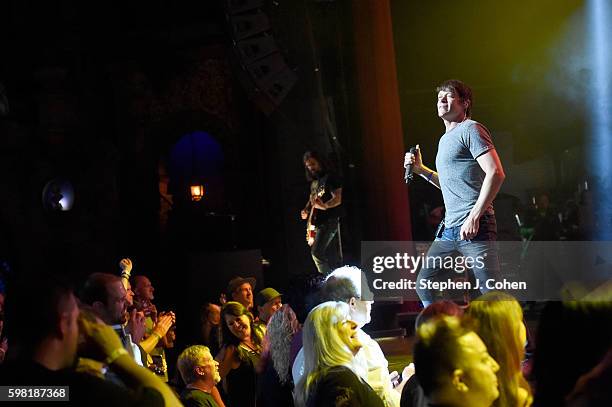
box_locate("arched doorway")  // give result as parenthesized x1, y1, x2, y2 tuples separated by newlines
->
(167, 130, 226, 210)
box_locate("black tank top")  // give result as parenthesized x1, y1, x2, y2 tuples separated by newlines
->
(226, 344, 260, 407)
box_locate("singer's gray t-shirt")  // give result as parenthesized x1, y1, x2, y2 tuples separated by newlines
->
(435, 119, 495, 227)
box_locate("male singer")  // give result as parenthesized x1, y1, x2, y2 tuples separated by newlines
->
(404, 79, 505, 306)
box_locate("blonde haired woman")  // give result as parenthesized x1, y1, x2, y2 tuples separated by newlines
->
(468, 292, 532, 407)
(294, 301, 383, 407)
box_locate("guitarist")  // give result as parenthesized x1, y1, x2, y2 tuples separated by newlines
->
(300, 151, 344, 275)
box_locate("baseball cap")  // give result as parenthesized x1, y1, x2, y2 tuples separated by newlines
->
(256, 287, 282, 307)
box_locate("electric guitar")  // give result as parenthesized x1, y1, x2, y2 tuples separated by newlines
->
(306, 183, 326, 246)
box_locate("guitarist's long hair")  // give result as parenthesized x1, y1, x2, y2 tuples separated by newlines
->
(303, 150, 335, 182)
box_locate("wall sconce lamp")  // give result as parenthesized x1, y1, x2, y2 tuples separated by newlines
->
(190, 184, 205, 201)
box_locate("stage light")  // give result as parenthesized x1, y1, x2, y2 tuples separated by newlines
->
(42, 178, 74, 212)
(588, 0, 612, 240)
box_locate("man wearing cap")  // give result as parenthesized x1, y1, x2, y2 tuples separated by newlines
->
(256, 288, 283, 325)
(226, 276, 256, 312)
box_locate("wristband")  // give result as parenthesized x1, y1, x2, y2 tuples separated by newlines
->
(105, 347, 129, 365)
(421, 171, 434, 182)
(151, 331, 163, 341)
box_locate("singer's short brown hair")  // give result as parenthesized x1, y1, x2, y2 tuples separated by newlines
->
(437, 79, 473, 118)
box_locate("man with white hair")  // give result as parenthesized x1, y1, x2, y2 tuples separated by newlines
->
(292, 266, 410, 407)
(177, 345, 224, 407)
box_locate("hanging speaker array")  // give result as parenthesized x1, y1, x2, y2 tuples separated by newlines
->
(226, 0, 297, 115)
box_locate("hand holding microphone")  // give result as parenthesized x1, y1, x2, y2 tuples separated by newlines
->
(404, 144, 423, 184)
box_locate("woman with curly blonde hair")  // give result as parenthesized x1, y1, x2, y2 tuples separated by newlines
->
(467, 292, 532, 407)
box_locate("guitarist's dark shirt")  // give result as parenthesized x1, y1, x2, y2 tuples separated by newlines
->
(311, 172, 344, 226)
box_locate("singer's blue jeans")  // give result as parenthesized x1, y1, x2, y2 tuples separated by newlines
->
(416, 213, 501, 306)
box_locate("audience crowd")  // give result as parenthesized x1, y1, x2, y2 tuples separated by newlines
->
(0, 259, 610, 407)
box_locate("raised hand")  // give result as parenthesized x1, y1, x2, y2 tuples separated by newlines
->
(127, 309, 146, 343)
(152, 314, 174, 338)
(119, 258, 133, 273)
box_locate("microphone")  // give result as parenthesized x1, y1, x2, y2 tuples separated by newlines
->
(405, 146, 417, 184)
